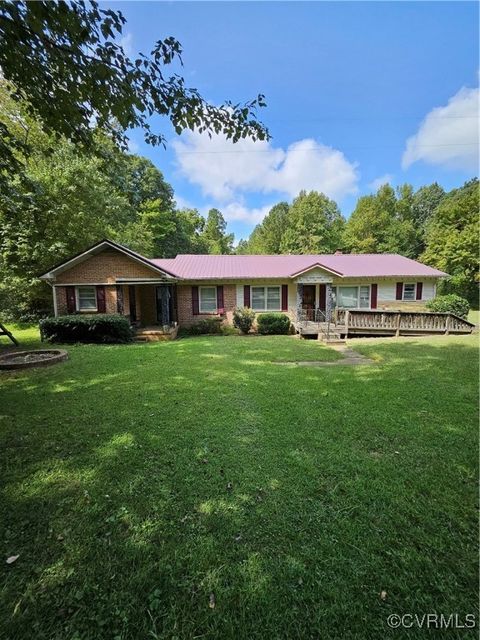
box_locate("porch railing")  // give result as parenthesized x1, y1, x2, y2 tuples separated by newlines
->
(336, 309, 474, 336)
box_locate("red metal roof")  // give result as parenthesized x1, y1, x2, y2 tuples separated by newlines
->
(151, 254, 446, 280)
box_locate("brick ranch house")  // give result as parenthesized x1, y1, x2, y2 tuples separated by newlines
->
(39, 239, 449, 335)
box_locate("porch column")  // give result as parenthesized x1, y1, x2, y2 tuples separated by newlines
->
(296, 283, 303, 319)
(325, 283, 332, 321)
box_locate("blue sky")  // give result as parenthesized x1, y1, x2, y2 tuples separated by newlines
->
(106, 1, 479, 241)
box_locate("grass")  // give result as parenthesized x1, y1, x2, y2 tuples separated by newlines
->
(468, 309, 479, 325)
(0, 326, 478, 639)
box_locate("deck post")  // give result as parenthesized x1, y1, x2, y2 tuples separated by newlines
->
(344, 310, 349, 338)
(395, 312, 401, 337)
(445, 314, 451, 335)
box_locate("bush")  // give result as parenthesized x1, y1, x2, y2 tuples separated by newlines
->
(426, 294, 470, 319)
(232, 307, 256, 334)
(40, 314, 134, 344)
(257, 313, 291, 335)
(0, 276, 53, 322)
(188, 317, 223, 335)
(437, 274, 478, 308)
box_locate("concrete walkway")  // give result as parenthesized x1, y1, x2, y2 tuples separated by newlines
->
(275, 343, 376, 367)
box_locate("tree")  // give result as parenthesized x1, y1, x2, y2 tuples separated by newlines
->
(201, 209, 234, 254)
(0, 1, 268, 179)
(0, 136, 133, 319)
(343, 183, 417, 257)
(422, 178, 479, 304)
(411, 182, 446, 227)
(244, 202, 290, 254)
(410, 182, 446, 254)
(280, 191, 344, 254)
(176, 208, 208, 254)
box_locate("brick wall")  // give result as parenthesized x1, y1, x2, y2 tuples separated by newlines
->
(54, 284, 118, 316)
(176, 284, 237, 326)
(57, 250, 164, 284)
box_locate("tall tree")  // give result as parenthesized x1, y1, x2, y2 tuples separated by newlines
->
(343, 184, 417, 257)
(422, 178, 479, 304)
(245, 202, 290, 254)
(0, 1, 268, 180)
(201, 209, 234, 254)
(280, 191, 344, 254)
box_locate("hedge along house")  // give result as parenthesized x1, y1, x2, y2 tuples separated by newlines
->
(38, 238, 464, 340)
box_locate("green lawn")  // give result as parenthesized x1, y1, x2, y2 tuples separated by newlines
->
(1, 327, 478, 639)
(468, 309, 479, 325)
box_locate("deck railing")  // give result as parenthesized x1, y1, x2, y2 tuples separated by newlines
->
(337, 309, 474, 335)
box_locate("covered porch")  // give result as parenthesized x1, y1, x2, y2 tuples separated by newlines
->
(115, 280, 178, 340)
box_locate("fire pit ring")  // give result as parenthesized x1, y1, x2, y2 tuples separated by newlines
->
(0, 349, 68, 370)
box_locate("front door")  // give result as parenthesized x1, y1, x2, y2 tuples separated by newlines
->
(302, 285, 316, 320)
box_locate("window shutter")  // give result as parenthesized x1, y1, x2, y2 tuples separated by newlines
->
(281, 284, 288, 311)
(66, 286, 76, 314)
(243, 285, 250, 308)
(416, 282, 423, 300)
(396, 282, 403, 300)
(192, 286, 199, 315)
(371, 284, 378, 309)
(96, 286, 106, 313)
(217, 285, 224, 312)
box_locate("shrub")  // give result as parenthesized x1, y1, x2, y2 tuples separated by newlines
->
(426, 294, 470, 319)
(257, 313, 291, 335)
(40, 314, 134, 344)
(188, 317, 223, 335)
(0, 276, 52, 322)
(232, 307, 256, 334)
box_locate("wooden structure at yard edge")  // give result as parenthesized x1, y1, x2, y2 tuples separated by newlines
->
(294, 309, 475, 340)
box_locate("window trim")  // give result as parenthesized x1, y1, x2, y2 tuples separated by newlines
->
(199, 285, 218, 314)
(251, 285, 282, 312)
(402, 283, 416, 301)
(332, 285, 371, 310)
(76, 285, 97, 312)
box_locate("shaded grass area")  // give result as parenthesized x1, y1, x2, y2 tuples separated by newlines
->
(468, 309, 479, 325)
(0, 327, 478, 639)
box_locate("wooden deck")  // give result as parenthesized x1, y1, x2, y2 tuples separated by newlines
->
(294, 309, 475, 339)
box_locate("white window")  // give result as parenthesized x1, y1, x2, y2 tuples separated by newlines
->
(337, 286, 358, 309)
(251, 286, 281, 311)
(359, 286, 370, 309)
(403, 284, 415, 301)
(199, 286, 217, 313)
(76, 286, 97, 311)
(266, 286, 281, 310)
(333, 285, 371, 309)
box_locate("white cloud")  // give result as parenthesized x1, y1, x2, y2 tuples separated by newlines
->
(222, 202, 273, 225)
(368, 174, 394, 190)
(402, 85, 479, 171)
(120, 32, 134, 57)
(172, 132, 359, 203)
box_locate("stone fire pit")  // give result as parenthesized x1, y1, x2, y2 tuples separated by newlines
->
(0, 349, 68, 370)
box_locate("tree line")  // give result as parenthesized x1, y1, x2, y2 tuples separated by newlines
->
(237, 181, 479, 305)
